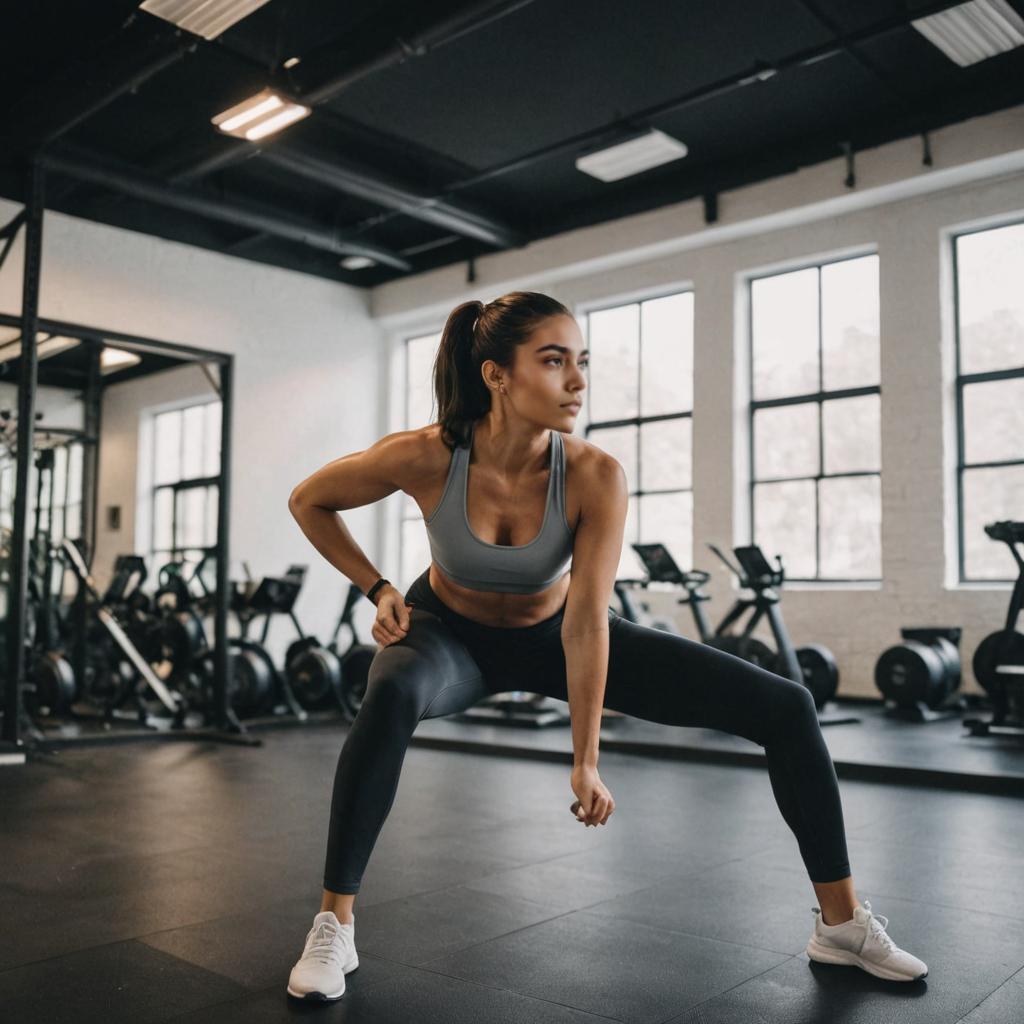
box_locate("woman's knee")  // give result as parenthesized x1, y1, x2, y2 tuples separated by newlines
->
(361, 664, 431, 721)
(767, 677, 819, 734)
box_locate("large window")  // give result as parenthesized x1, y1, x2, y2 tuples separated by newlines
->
(150, 401, 221, 569)
(583, 291, 694, 578)
(0, 442, 83, 546)
(954, 221, 1024, 581)
(399, 330, 441, 586)
(749, 254, 881, 581)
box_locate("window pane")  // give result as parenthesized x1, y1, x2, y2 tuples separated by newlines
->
(641, 417, 691, 490)
(754, 403, 818, 479)
(205, 485, 218, 545)
(204, 403, 221, 477)
(821, 255, 880, 390)
(641, 292, 693, 415)
(176, 487, 206, 548)
(819, 475, 881, 579)
(823, 394, 880, 474)
(616, 495, 641, 580)
(751, 267, 819, 400)
(963, 378, 1024, 465)
(181, 404, 205, 479)
(590, 424, 637, 492)
(53, 445, 68, 508)
(154, 487, 173, 550)
(753, 479, 816, 578)
(154, 411, 180, 485)
(67, 443, 82, 507)
(639, 490, 692, 571)
(65, 503, 81, 544)
(588, 304, 639, 421)
(957, 222, 1024, 375)
(963, 465, 1024, 579)
(407, 333, 440, 428)
(402, 517, 432, 589)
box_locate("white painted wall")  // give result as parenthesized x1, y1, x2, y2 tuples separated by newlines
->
(0, 199, 385, 663)
(372, 105, 1024, 697)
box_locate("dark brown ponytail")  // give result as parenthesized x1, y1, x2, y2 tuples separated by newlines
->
(433, 290, 571, 451)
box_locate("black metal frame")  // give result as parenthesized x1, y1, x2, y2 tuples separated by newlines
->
(747, 253, 882, 583)
(0, 161, 238, 756)
(952, 218, 1024, 583)
(581, 289, 694, 557)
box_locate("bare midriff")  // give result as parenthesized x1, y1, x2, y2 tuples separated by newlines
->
(427, 562, 571, 629)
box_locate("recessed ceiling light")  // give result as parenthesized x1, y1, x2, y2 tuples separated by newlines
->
(283, 56, 301, 69)
(340, 256, 376, 270)
(101, 347, 142, 374)
(139, 0, 272, 41)
(576, 128, 689, 183)
(211, 87, 311, 141)
(912, 0, 1024, 66)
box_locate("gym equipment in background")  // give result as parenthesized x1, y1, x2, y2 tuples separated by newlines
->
(628, 541, 769, 660)
(260, 565, 344, 712)
(60, 537, 187, 727)
(324, 582, 378, 723)
(612, 554, 683, 636)
(965, 520, 1024, 738)
(705, 543, 857, 726)
(874, 627, 965, 722)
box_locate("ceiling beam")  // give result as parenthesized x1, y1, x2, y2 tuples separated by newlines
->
(258, 145, 525, 249)
(39, 146, 412, 271)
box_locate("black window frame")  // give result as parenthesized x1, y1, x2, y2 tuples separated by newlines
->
(581, 287, 694, 565)
(952, 218, 1024, 583)
(150, 401, 222, 568)
(748, 252, 882, 584)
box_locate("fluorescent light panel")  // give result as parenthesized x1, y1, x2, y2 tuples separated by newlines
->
(576, 128, 689, 183)
(340, 256, 376, 270)
(212, 87, 311, 141)
(912, 0, 1024, 66)
(101, 348, 142, 374)
(139, 0, 271, 41)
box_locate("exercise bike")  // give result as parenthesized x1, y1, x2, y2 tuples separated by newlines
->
(630, 541, 857, 725)
(965, 520, 1024, 738)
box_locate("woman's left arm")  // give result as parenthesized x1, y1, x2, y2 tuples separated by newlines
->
(561, 453, 629, 816)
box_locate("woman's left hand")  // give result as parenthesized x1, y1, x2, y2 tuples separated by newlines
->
(570, 764, 615, 827)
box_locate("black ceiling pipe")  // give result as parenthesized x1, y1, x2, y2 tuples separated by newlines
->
(38, 148, 412, 271)
(259, 146, 526, 249)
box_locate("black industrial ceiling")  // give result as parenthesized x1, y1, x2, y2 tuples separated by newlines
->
(1, 0, 1022, 289)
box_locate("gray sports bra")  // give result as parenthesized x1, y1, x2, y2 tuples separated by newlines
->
(424, 421, 575, 594)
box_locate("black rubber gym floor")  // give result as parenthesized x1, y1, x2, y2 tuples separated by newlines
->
(1, 723, 1022, 1023)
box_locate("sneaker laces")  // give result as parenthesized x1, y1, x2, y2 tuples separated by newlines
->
(302, 921, 346, 966)
(862, 901, 897, 954)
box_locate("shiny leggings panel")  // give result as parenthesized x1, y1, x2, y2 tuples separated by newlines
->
(322, 568, 851, 893)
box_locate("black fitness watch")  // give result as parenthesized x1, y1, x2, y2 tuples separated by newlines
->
(366, 577, 391, 605)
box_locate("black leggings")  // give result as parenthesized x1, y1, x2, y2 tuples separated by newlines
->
(323, 568, 851, 893)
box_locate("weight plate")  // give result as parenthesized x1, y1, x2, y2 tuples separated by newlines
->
(288, 645, 343, 710)
(337, 644, 376, 721)
(795, 644, 839, 709)
(973, 630, 1024, 694)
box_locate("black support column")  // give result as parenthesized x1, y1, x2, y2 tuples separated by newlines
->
(2, 159, 44, 750)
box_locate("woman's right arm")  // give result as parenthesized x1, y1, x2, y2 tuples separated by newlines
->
(287, 431, 418, 605)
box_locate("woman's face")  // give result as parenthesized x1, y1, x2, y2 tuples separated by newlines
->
(506, 314, 589, 427)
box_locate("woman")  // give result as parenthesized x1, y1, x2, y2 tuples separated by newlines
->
(285, 290, 927, 1002)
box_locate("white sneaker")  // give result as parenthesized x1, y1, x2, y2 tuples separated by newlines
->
(286, 910, 360, 1001)
(806, 900, 928, 982)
